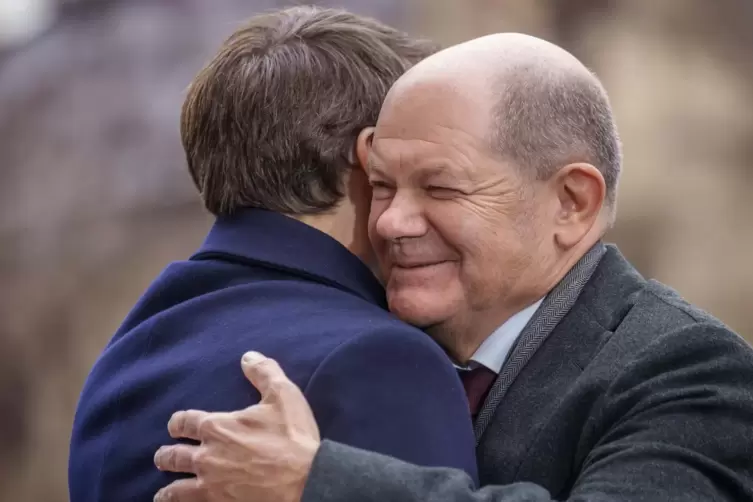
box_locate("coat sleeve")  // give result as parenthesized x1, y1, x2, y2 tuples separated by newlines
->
(302, 325, 479, 485)
(302, 322, 753, 502)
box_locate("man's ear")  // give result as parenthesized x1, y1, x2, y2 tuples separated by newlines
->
(551, 163, 606, 249)
(353, 127, 375, 172)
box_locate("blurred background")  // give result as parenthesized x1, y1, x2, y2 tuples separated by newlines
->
(1, 0, 752, 500)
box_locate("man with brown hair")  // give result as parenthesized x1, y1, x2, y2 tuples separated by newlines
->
(67, 7, 478, 502)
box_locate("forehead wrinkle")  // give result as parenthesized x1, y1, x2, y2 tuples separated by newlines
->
(375, 99, 492, 174)
(372, 134, 480, 183)
(378, 105, 489, 145)
(383, 140, 467, 173)
(370, 136, 433, 168)
(374, 123, 481, 158)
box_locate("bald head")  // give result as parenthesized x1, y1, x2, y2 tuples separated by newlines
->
(393, 33, 588, 83)
(381, 33, 622, 220)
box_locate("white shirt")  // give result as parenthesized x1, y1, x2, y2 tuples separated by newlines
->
(457, 299, 544, 374)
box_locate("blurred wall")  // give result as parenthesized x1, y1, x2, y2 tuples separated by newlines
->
(0, 1, 751, 501)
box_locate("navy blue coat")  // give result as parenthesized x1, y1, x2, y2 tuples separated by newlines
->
(68, 209, 478, 501)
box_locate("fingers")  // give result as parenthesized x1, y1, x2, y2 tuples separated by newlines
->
(241, 352, 290, 400)
(154, 444, 199, 474)
(168, 410, 210, 441)
(154, 478, 206, 502)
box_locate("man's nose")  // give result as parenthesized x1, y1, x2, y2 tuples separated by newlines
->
(375, 191, 428, 241)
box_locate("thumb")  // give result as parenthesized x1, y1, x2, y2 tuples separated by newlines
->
(240, 351, 287, 401)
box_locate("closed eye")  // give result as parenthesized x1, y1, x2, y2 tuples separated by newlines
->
(370, 180, 396, 200)
(427, 185, 462, 198)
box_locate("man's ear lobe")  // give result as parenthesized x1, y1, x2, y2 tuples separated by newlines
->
(354, 127, 375, 171)
(553, 162, 606, 249)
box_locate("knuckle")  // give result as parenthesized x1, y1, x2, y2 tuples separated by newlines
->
(262, 358, 282, 372)
(255, 358, 281, 379)
(191, 447, 206, 467)
(271, 379, 301, 405)
(236, 411, 264, 431)
(164, 447, 177, 466)
(192, 448, 211, 477)
(267, 376, 290, 395)
(197, 416, 214, 437)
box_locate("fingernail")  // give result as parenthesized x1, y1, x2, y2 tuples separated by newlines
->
(242, 351, 265, 365)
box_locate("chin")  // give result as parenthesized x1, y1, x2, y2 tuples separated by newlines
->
(387, 291, 451, 328)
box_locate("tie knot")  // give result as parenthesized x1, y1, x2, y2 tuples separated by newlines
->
(458, 365, 497, 417)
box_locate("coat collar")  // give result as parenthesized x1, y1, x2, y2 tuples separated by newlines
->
(192, 208, 386, 308)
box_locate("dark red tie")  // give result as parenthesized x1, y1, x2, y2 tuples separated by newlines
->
(458, 366, 497, 417)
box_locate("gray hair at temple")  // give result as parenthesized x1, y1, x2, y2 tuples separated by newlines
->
(489, 47, 622, 224)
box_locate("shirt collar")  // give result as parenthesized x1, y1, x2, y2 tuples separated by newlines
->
(457, 299, 544, 374)
(192, 208, 386, 308)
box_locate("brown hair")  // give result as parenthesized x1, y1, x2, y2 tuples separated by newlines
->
(181, 6, 437, 215)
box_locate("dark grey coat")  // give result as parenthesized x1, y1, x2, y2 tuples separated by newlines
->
(303, 244, 753, 501)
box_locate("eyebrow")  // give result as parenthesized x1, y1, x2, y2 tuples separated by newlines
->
(418, 165, 452, 177)
(367, 162, 467, 185)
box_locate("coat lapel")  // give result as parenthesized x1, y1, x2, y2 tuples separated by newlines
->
(473, 242, 607, 442)
(474, 245, 646, 492)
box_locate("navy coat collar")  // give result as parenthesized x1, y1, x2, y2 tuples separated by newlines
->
(192, 208, 386, 308)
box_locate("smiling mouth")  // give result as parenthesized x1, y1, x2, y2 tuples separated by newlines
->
(393, 260, 450, 270)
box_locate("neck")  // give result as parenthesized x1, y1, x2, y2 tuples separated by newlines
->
(291, 212, 351, 252)
(429, 297, 541, 364)
(291, 208, 374, 267)
(295, 212, 346, 243)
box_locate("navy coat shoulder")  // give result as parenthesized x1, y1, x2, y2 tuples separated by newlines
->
(68, 209, 478, 502)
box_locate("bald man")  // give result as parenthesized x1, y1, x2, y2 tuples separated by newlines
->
(153, 33, 753, 502)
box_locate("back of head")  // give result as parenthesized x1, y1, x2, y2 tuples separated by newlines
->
(181, 6, 437, 216)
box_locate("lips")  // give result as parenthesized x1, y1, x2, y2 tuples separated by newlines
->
(392, 260, 449, 269)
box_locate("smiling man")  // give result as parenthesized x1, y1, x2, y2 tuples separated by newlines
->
(154, 33, 753, 502)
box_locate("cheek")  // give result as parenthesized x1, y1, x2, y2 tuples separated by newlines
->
(425, 202, 469, 239)
(367, 201, 389, 252)
(428, 203, 496, 261)
(457, 237, 502, 294)
(438, 208, 522, 287)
